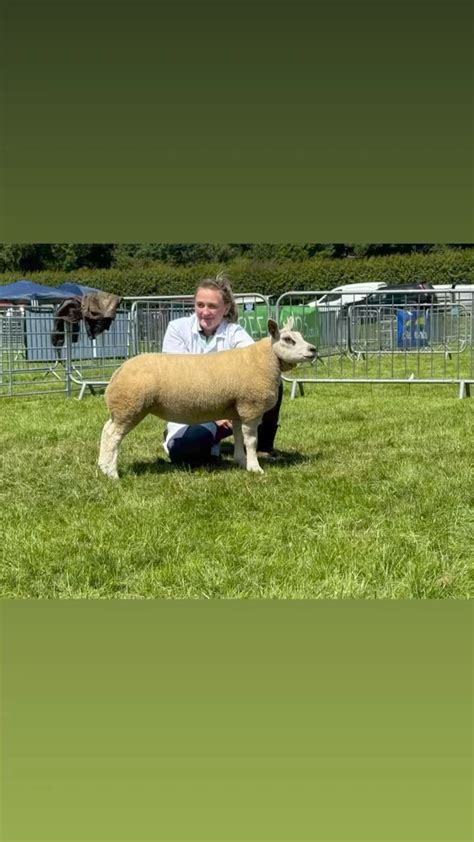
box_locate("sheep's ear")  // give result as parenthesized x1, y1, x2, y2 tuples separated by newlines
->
(283, 316, 294, 331)
(268, 319, 280, 339)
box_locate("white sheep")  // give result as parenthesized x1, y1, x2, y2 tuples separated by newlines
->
(98, 318, 316, 479)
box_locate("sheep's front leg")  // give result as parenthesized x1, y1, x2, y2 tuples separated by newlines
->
(242, 419, 263, 474)
(232, 417, 247, 469)
(98, 419, 129, 480)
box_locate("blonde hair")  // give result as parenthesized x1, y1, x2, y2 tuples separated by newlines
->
(194, 272, 239, 323)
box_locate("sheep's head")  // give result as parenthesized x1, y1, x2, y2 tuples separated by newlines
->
(268, 318, 317, 370)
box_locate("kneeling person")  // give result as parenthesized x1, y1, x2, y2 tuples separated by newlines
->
(162, 275, 282, 465)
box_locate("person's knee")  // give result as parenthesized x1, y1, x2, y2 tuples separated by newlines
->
(168, 425, 216, 464)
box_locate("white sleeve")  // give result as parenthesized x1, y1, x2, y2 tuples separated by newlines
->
(162, 321, 189, 354)
(229, 323, 255, 348)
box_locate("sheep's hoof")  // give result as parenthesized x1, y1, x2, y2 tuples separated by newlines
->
(247, 464, 264, 474)
(98, 464, 119, 480)
(234, 457, 247, 469)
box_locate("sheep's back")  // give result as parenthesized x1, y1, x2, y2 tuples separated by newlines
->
(105, 340, 279, 424)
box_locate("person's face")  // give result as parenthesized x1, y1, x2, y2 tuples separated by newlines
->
(194, 288, 229, 335)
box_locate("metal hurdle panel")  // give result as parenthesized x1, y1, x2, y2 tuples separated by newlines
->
(275, 290, 474, 398)
(0, 304, 132, 399)
(348, 302, 471, 356)
(1, 295, 273, 399)
(0, 306, 71, 398)
(59, 293, 273, 398)
(75, 293, 271, 399)
(234, 293, 271, 339)
(127, 296, 195, 355)
(274, 291, 322, 346)
(66, 307, 132, 397)
(128, 293, 271, 356)
(3, 290, 472, 399)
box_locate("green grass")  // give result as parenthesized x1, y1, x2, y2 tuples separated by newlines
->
(1, 383, 473, 598)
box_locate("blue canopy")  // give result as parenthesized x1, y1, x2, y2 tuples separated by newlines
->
(0, 280, 101, 303)
(0, 280, 73, 302)
(57, 282, 100, 296)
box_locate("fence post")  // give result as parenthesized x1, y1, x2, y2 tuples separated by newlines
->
(65, 322, 72, 398)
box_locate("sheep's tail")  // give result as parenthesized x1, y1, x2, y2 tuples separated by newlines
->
(107, 367, 120, 388)
(104, 363, 123, 410)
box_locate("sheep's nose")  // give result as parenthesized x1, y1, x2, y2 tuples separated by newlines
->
(308, 345, 317, 353)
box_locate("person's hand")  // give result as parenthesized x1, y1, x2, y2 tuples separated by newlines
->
(216, 419, 233, 432)
(215, 419, 233, 443)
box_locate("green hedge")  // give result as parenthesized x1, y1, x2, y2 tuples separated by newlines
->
(1, 249, 472, 298)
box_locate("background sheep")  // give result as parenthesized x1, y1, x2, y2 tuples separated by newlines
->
(98, 318, 316, 479)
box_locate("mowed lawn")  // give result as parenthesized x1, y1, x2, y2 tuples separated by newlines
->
(1, 383, 472, 598)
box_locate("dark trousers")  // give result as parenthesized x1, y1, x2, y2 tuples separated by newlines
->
(256, 380, 283, 452)
(168, 381, 283, 465)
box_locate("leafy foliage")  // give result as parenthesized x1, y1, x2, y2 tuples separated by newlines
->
(1, 248, 472, 297)
(0, 243, 115, 272)
(1, 242, 472, 274)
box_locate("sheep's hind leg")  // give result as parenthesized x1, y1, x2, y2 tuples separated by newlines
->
(98, 418, 132, 480)
(232, 418, 247, 469)
(242, 419, 263, 474)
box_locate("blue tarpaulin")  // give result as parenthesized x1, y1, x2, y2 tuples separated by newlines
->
(56, 282, 100, 296)
(0, 280, 101, 302)
(0, 280, 74, 302)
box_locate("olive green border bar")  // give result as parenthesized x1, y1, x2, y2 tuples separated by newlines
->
(1, 600, 472, 841)
(1, 0, 473, 242)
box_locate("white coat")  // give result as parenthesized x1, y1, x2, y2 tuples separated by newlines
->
(162, 314, 254, 447)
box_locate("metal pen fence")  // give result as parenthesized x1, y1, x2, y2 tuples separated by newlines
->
(0, 294, 272, 399)
(127, 293, 270, 355)
(0, 303, 133, 398)
(275, 290, 474, 398)
(1, 305, 71, 398)
(1, 290, 473, 399)
(127, 295, 195, 356)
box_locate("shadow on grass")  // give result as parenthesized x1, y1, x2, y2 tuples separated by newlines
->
(220, 442, 322, 468)
(129, 449, 321, 476)
(129, 456, 238, 477)
(256, 449, 320, 467)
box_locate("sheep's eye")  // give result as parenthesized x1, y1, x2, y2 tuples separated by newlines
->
(283, 336, 296, 345)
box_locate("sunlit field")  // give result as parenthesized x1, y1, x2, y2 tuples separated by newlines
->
(1, 382, 472, 598)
